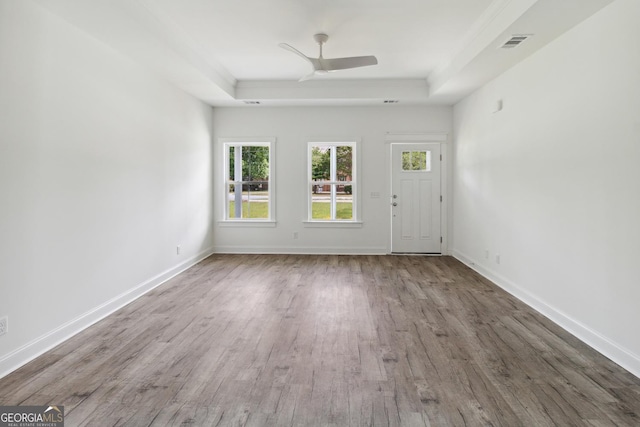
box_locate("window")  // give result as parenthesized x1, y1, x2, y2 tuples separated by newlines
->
(402, 150, 431, 171)
(223, 140, 273, 221)
(308, 142, 357, 222)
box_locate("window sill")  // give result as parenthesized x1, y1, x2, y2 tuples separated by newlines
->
(303, 221, 363, 229)
(218, 220, 277, 228)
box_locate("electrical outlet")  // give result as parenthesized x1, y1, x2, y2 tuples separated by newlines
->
(485, 250, 489, 259)
(293, 231, 299, 239)
(176, 245, 181, 255)
(495, 254, 501, 264)
(0, 316, 8, 336)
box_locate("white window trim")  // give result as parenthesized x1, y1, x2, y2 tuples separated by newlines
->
(219, 137, 276, 225)
(305, 138, 361, 227)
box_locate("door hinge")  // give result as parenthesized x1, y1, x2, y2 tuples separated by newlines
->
(440, 154, 442, 161)
(440, 195, 443, 202)
(440, 236, 443, 243)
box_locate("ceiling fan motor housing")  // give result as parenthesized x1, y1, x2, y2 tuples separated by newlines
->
(314, 33, 329, 45)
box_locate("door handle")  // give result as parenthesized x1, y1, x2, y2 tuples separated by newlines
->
(392, 202, 398, 207)
(392, 195, 398, 199)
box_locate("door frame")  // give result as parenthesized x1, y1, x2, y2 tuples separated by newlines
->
(385, 133, 449, 255)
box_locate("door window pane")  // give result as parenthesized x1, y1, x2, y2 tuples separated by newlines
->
(402, 151, 431, 171)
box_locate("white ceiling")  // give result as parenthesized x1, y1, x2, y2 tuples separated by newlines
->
(34, 0, 614, 107)
(148, 0, 494, 81)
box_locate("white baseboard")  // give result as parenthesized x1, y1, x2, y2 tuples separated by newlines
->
(451, 249, 640, 378)
(0, 247, 215, 379)
(213, 245, 388, 255)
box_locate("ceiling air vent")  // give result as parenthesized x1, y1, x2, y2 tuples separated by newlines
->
(383, 100, 399, 104)
(500, 34, 532, 49)
(243, 100, 261, 105)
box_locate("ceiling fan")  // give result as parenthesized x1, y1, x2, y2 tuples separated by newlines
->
(279, 33, 378, 81)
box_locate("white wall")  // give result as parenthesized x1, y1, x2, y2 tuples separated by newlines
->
(452, 0, 640, 376)
(212, 106, 452, 254)
(0, 0, 214, 376)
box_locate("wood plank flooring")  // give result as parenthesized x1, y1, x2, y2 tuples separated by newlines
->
(1, 255, 639, 426)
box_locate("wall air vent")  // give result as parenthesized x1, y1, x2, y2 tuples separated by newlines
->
(383, 100, 399, 104)
(500, 34, 532, 49)
(243, 101, 261, 105)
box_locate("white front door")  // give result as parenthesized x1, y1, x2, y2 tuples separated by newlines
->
(391, 143, 441, 254)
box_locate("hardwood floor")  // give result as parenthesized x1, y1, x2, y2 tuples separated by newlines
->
(1, 255, 639, 426)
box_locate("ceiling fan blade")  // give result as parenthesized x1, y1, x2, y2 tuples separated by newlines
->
(320, 56, 378, 71)
(279, 43, 313, 65)
(298, 71, 316, 82)
(280, 35, 379, 81)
